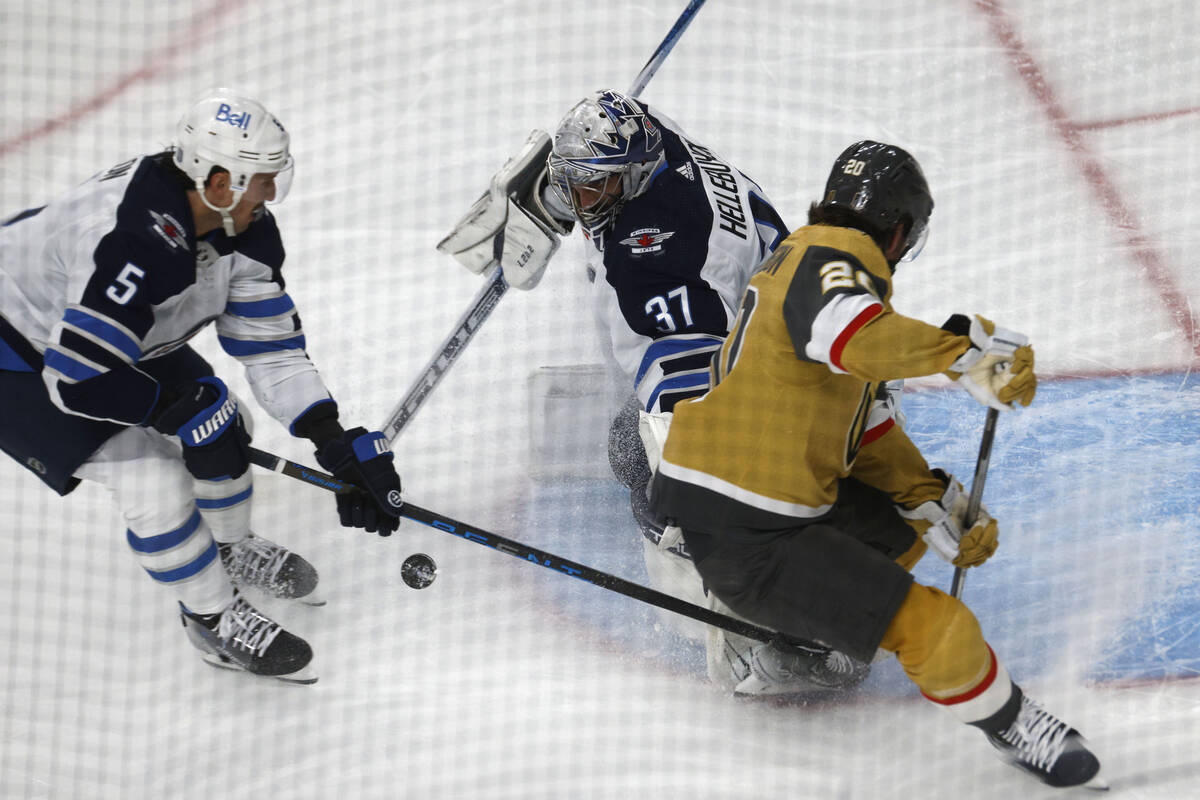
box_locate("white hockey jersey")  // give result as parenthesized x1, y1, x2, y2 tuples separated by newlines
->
(583, 108, 787, 412)
(0, 153, 332, 429)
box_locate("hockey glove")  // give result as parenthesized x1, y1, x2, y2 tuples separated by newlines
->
(315, 427, 403, 536)
(897, 470, 999, 569)
(150, 377, 251, 481)
(436, 130, 566, 290)
(944, 314, 1037, 410)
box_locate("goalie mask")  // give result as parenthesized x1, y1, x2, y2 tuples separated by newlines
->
(821, 141, 933, 263)
(547, 90, 665, 231)
(173, 89, 295, 236)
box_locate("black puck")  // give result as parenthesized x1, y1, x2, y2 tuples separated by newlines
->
(401, 553, 438, 589)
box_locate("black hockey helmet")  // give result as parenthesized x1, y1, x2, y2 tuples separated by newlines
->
(819, 141, 933, 261)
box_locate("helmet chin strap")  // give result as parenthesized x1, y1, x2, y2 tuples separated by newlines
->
(194, 179, 243, 236)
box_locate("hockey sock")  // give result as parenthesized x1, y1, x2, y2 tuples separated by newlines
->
(193, 471, 253, 544)
(127, 510, 233, 615)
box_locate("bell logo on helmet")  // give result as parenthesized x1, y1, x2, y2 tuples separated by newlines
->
(214, 103, 252, 130)
(175, 90, 294, 235)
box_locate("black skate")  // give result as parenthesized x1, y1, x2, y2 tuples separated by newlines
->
(180, 593, 317, 685)
(218, 532, 323, 605)
(734, 636, 870, 696)
(982, 689, 1106, 789)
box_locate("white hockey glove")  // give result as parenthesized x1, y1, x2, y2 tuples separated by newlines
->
(898, 471, 999, 569)
(436, 130, 571, 290)
(945, 314, 1037, 410)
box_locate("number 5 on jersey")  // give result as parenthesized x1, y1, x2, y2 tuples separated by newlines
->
(106, 263, 145, 305)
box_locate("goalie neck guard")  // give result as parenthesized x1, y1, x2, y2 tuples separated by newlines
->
(173, 89, 295, 235)
(547, 90, 665, 232)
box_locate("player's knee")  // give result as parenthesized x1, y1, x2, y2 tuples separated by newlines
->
(881, 583, 990, 695)
(110, 450, 196, 532)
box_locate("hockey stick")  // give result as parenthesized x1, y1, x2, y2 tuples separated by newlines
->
(380, 271, 507, 442)
(950, 407, 1000, 599)
(247, 444, 778, 643)
(378, 0, 709, 444)
(628, 0, 709, 97)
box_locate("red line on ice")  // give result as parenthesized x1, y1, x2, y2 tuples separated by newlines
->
(0, 0, 247, 160)
(1076, 106, 1200, 132)
(973, 0, 1198, 362)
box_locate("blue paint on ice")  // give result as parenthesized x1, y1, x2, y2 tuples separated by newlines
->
(518, 372, 1200, 691)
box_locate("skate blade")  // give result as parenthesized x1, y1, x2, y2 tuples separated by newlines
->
(296, 586, 327, 607)
(1083, 771, 1110, 791)
(733, 674, 827, 696)
(200, 652, 319, 685)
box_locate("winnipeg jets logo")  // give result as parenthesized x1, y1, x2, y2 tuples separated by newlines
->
(619, 227, 675, 255)
(149, 210, 188, 251)
(675, 163, 695, 181)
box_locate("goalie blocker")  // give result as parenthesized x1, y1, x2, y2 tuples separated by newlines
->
(437, 131, 572, 290)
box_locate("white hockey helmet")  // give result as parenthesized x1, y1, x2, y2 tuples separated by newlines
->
(547, 90, 665, 231)
(173, 89, 294, 234)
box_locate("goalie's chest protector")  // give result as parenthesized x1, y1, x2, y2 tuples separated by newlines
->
(597, 117, 784, 343)
(658, 226, 896, 522)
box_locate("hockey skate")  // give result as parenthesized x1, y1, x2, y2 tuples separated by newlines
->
(734, 636, 871, 696)
(218, 532, 323, 605)
(983, 691, 1106, 789)
(180, 592, 317, 685)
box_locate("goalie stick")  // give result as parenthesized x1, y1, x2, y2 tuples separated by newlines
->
(951, 407, 1000, 599)
(378, 0, 710, 444)
(247, 444, 793, 645)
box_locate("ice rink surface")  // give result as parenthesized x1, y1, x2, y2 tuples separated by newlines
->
(1, 1, 1198, 798)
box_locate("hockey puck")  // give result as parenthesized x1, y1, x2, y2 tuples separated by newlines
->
(401, 553, 438, 589)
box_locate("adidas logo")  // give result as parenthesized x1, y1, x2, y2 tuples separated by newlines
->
(676, 163, 695, 181)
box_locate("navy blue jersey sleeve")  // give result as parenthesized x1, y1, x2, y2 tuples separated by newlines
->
(43, 159, 198, 424)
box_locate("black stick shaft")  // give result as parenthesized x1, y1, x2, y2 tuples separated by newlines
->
(248, 446, 778, 643)
(951, 407, 1000, 599)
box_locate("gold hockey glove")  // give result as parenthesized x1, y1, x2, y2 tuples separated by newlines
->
(898, 470, 1000, 569)
(945, 315, 1037, 410)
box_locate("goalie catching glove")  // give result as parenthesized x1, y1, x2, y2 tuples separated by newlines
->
(437, 130, 573, 290)
(898, 470, 998, 568)
(944, 314, 1037, 410)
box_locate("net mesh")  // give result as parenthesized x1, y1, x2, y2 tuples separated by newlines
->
(1, 1, 1198, 797)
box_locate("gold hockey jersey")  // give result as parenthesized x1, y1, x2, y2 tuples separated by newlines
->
(652, 224, 972, 532)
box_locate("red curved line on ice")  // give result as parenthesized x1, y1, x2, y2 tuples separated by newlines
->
(974, 0, 1198, 363)
(0, 0, 247, 160)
